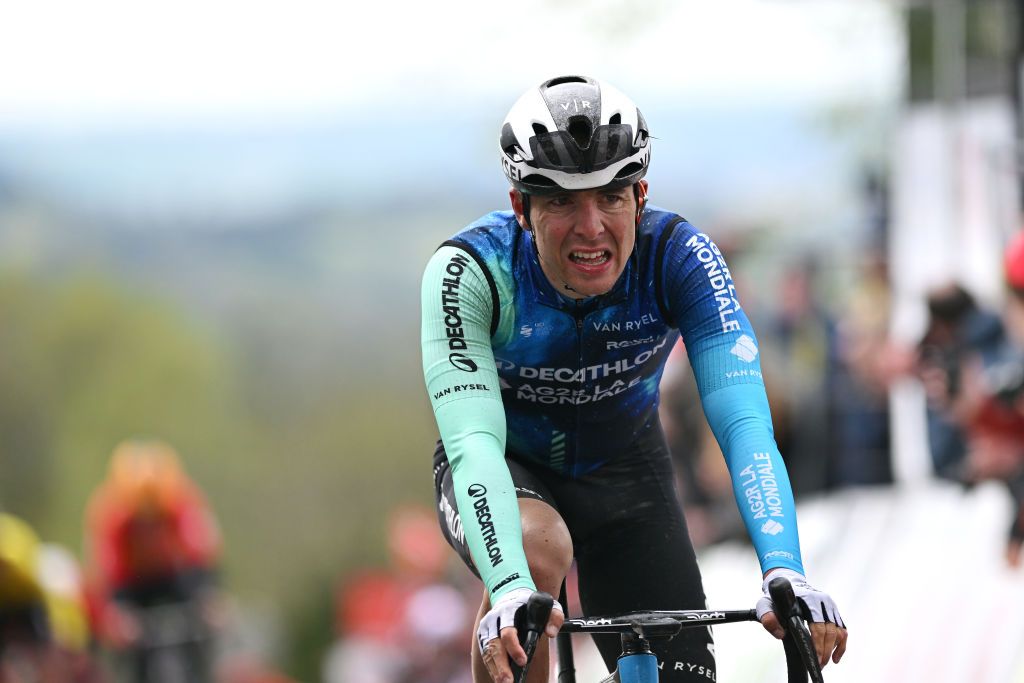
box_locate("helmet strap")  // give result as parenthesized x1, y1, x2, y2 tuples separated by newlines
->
(521, 193, 534, 231)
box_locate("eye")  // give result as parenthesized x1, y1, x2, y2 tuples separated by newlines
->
(548, 194, 572, 208)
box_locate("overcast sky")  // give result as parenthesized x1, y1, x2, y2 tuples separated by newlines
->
(0, 0, 902, 126)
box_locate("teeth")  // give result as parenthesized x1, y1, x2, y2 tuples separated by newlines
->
(570, 250, 609, 264)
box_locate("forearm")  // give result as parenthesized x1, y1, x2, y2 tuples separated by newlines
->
(702, 383, 805, 574)
(440, 404, 535, 598)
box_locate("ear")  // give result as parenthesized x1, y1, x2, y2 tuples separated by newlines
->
(636, 180, 649, 224)
(509, 189, 530, 231)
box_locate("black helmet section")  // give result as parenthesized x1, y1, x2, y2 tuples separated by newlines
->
(500, 75, 651, 196)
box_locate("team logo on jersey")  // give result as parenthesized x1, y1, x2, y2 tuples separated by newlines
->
(730, 335, 758, 363)
(685, 232, 742, 333)
(449, 352, 478, 372)
(760, 520, 785, 536)
(440, 252, 477, 373)
(467, 485, 503, 567)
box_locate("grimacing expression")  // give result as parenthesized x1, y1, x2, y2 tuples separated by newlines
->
(513, 182, 645, 299)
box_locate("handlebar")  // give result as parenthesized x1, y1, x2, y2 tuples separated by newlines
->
(513, 577, 823, 683)
(560, 608, 757, 636)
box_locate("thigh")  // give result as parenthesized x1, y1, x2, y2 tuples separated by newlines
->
(577, 518, 716, 682)
(566, 454, 716, 681)
(432, 440, 558, 578)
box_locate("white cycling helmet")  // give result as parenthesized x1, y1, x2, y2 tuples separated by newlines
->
(500, 75, 651, 195)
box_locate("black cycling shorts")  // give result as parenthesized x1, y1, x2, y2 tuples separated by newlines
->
(432, 439, 717, 682)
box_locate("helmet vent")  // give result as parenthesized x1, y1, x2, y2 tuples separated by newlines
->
(522, 174, 559, 190)
(615, 162, 644, 179)
(567, 116, 592, 149)
(545, 76, 587, 87)
(532, 122, 549, 136)
(609, 113, 621, 125)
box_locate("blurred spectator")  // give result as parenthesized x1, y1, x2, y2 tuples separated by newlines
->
(322, 505, 471, 683)
(760, 257, 840, 496)
(914, 284, 1010, 477)
(911, 274, 1024, 567)
(1, 512, 101, 682)
(830, 250, 900, 488)
(37, 543, 106, 682)
(659, 341, 743, 548)
(1, 511, 54, 680)
(992, 231, 1024, 566)
(84, 439, 224, 682)
(0, 512, 48, 641)
(216, 652, 298, 683)
(38, 545, 90, 656)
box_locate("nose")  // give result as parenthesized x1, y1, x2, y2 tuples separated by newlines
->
(573, 195, 604, 240)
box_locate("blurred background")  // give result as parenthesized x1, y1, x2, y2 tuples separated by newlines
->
(1, 0, 1023, 681)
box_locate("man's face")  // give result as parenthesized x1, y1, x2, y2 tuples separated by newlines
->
(511, 181, 645, 299)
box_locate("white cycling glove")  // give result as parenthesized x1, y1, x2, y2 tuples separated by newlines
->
(755, 568, 846, 628)
(477, 587, 564, 653)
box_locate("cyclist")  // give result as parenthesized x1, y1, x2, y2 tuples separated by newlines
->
(84, 439, 223, 681)
(0, 512, 54, 678)
(421, 76, 848, 683)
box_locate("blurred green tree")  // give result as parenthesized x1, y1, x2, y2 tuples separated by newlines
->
(0, 267, 442, 677)
(0, 270, 237, 546)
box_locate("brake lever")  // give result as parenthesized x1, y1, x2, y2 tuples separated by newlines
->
(768, 577, 824, 683)
(510, 592, 554, 683)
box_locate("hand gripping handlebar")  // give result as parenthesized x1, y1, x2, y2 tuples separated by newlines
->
(769, 576, 824, 683)
(511, 591, 555, 683)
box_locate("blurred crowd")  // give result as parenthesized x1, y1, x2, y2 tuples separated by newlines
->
(911, 238, 1024, 566)
(0, 440, 293, 683)
(322, 507, 474, 683)
(658, 236, 900, 550)
(659, 223, 1024, 569)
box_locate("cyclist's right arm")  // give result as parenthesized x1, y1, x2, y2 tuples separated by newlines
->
(421, 245, 535, 602)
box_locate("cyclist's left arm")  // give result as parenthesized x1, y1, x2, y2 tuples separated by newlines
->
(661, 226, 803, 574)
(662, 225, 846, 666)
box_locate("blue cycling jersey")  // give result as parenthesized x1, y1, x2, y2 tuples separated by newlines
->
(422, 206, 805, 600)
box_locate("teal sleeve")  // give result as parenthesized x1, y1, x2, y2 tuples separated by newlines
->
(700, 384, 805, 574)
(421, 245, 536, 601)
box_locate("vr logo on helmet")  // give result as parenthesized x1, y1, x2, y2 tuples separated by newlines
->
(558, 99, 592, 112)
